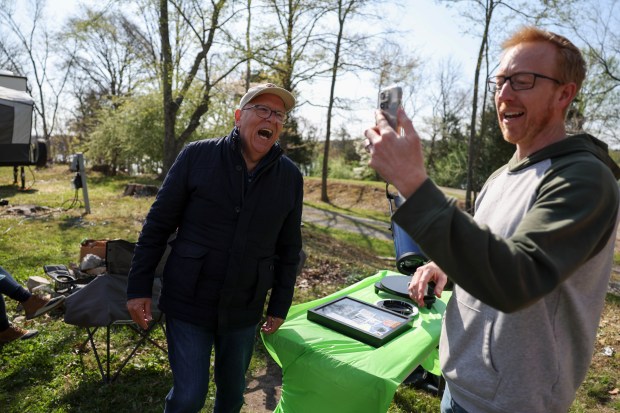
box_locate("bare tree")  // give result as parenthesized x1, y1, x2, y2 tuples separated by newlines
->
(0, 32, 23, 73)
(423, 57, 469, 173)
(237, 0, 333, 170)
(321, 0, 363, 202)
(553, 0, 620, 143)
(156, 0, 247, 175)
(56, 4, 155, 168)
(319, 1, 420, 202)
(61, 7, 151, 102)
(439, 0, 502, 212)
(255, 0, 332, 95)
(244, 0, 253, 90)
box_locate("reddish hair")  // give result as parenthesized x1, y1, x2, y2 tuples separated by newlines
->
(502, 26, 586, 93)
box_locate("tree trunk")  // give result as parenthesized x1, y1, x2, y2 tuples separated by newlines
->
(160, 0, 178, 177)
(465, 1, 494, 213)
(321, 0, 355, 203)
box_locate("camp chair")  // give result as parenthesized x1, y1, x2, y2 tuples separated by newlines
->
(63, 239, 169, 383)
(80, 313, 166, 384)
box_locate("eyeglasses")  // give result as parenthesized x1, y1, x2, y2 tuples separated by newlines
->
(487, 72, 561, 93)
(242, 104, 287, 123)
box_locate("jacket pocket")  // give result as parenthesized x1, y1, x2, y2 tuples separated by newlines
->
(249, 257, 276, 307)
(163, 240, 209, 299)
(228, 256, 275, 309)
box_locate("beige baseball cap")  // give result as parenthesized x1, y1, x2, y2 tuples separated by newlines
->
(239, 83, 296, 111)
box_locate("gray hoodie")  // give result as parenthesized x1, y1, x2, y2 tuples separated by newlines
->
(394, 134, 620, 412)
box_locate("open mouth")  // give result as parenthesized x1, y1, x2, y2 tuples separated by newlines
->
(258, 128, 274, 139)
(504, 111, 524, 120)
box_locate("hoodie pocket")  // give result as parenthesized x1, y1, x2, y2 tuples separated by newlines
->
(441, 291, 501, 400)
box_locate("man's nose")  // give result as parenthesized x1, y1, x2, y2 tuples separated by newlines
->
(495, 81, 514, 100)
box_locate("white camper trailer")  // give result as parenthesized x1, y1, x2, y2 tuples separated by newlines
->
(0, 71, 42, 167)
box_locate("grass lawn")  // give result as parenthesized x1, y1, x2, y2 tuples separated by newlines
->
(0, 166, 618, 412)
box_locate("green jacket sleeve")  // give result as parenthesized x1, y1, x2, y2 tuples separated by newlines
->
(394, 157, 619, 313)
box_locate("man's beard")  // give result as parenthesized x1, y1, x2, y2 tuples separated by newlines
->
(500, 99, 554, 146)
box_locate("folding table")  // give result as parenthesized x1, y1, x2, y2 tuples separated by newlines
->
(261, 270, 450, 413)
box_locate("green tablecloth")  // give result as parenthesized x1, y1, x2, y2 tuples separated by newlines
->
(261, 270, 450, 413)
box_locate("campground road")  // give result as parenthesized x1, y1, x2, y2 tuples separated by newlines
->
(302, 205, 393, 242)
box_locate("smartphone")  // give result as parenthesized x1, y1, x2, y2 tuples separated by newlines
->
(378, 85, 402, 130)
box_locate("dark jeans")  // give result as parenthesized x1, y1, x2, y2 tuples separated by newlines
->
(441, 384, 470, 413)
(0, 266, 31, 330)
(164, 316, 257, 413)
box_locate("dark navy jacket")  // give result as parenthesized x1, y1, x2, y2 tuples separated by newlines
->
(127, 128, 303, 332)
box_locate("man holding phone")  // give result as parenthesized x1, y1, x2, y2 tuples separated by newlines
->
(364, 27, 620, 412)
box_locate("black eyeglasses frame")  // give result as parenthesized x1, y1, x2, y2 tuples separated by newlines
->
(242, 104, 287, 123)
(487, 72, 561, 94)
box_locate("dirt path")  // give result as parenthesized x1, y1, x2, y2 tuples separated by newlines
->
(301, 205, 392, 241)
(242, 358, 283, 413)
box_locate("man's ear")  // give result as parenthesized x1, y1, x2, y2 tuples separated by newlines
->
(234, 109, 241, 126)
(557, 82, 578, 111)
